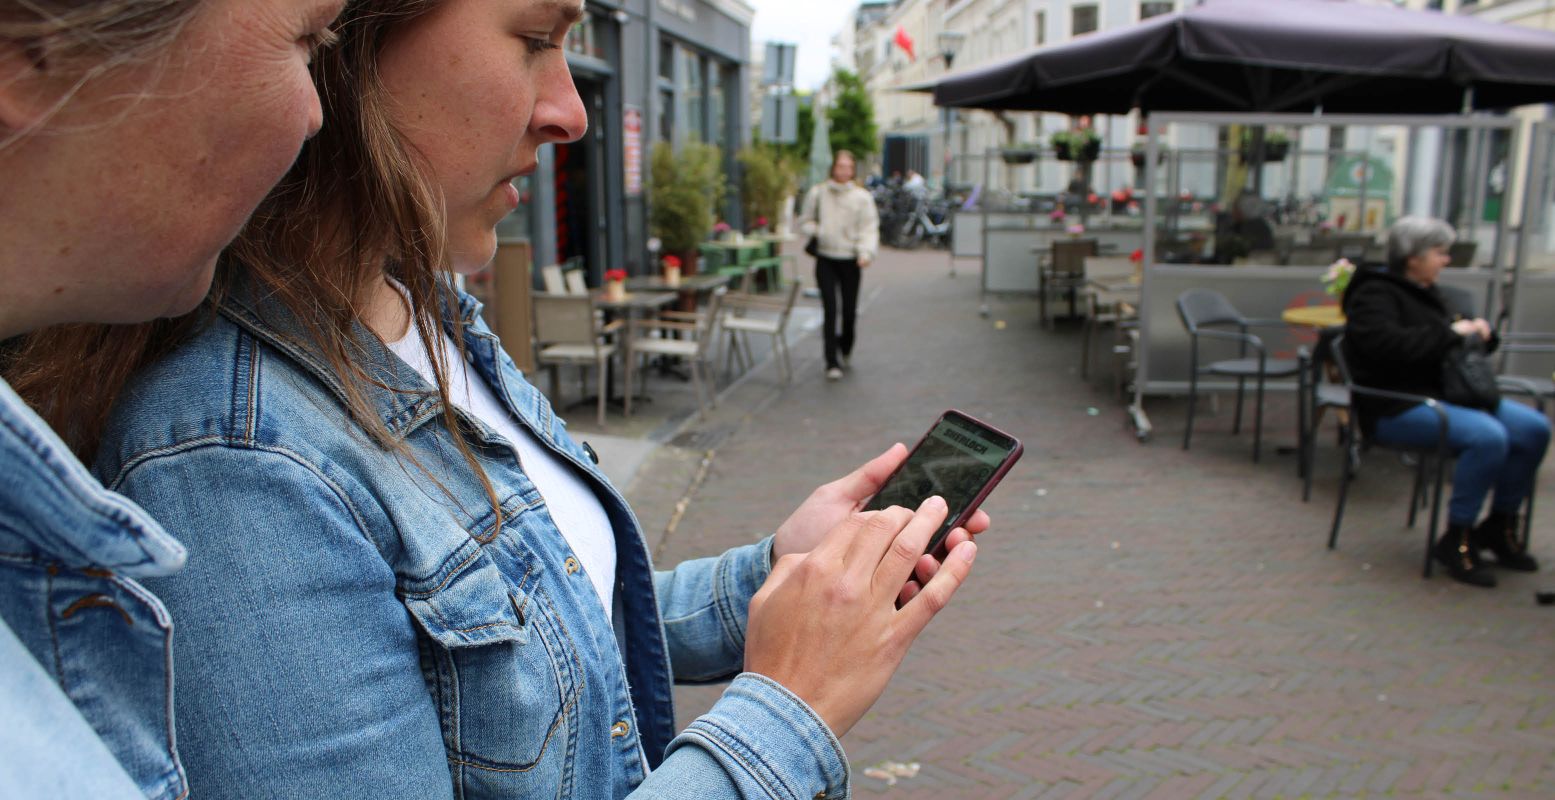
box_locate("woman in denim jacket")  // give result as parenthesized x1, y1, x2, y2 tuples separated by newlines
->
(0, 1, 344, 796)
(18, 2, 986, 797)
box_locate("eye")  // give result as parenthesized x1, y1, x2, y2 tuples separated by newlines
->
(524, 36, 562, 55)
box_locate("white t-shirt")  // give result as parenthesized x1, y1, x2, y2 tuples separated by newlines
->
(387, 323, 617, 618)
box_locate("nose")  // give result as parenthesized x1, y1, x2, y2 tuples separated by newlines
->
(533, 63, 588, 144)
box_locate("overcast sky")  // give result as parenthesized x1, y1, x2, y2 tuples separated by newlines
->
(749, 0, 849, 90)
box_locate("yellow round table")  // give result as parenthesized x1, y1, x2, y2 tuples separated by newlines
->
(1282, 305, 1346, 328)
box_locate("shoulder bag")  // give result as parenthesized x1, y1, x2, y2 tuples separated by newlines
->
(1440, 334, 1501, 410)
(804, 190, 821, 258)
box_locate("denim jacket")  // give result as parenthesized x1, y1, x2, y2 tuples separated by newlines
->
(91, 285, 851, 799)
(0, 378, 189, 799)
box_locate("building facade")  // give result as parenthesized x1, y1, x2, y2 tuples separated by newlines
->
(498, 0, 754, 282)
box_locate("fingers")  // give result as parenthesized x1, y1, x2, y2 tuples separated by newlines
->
(898, 540, 977, 632)
(964, 510, 992, 536)
(827, 443, 908, 508)
(870, 497, 947, 596)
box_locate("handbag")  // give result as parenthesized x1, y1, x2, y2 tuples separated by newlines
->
(804, 191, 822, 258)
(1440, 335, 1501, 410)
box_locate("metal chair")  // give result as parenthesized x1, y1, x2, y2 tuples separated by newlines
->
(1326, 333, 1451, 578)
(721, 281, 802, 383)
(630, 287, 725, 418)
(1296, 325, 1350, 501)
(1039, 238, 1096, 328)
(1176, 289, 1301, 462)
(532, 293, 620, 427)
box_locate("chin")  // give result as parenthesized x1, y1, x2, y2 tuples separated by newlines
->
(449, 233, 500, 275)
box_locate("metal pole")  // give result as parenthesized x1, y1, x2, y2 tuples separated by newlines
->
(1132, 117, 1158, 442)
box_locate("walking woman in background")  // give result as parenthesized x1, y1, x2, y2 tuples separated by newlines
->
(1343, 216, 1550, 588)
(0, 0, 343, 795)
(800, 150, 880, 380)
(15, 2, 984, 797)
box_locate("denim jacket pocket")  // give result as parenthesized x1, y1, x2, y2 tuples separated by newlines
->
(401, 541, 582, 788)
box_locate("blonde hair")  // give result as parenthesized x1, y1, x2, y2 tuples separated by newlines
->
(0, 0, 201, 146)
(8, 0, 512, 534)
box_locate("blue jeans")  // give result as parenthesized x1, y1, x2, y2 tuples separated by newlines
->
(1373, 399, 1551, 526)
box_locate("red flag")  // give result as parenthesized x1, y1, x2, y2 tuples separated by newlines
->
(894, 25, 915, 61)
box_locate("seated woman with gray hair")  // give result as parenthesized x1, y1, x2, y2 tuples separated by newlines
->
(1342, 215, 1549, 587)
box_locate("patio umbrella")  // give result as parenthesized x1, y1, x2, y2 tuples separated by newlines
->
(807, 100, 833, 188)
(929, 0, 1555, 114)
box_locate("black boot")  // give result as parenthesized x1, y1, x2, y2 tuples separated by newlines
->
(1434, 523, 1497, 588)
(1471, 511, 1539, 571)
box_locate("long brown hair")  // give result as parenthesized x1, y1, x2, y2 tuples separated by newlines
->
(7, 0, 507, 529)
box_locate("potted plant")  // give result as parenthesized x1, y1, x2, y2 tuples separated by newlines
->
(648, 141, 725, 274)
(737, 144, 796, 235)
(662, 254, 682, 287)
(603, 268, 627, 301)
(1239, 128, 1290, 163)
(1000, 144, 1040, 165)
(1130, 142, 1165, 169)
(1051, 128, 1101, 162)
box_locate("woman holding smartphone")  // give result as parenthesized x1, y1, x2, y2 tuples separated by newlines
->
(16, 1, 986, 797)
(0, 0, 344, 795)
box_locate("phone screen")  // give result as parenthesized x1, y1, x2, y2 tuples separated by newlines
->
(863, 411, 1021, 553)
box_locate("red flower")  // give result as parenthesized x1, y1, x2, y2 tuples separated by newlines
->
(1086, 193, 1099, 204)
(605, 269, 627, 282)
(1129, 248, 1144, 263)
(662, 254, 681, 269)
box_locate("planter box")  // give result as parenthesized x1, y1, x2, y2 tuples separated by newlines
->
(1001, 149, 1038, 165)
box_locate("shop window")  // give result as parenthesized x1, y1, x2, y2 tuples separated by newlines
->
(1140, 1, 1172, 19)
(659, 88, 675, 141)
(710, 64, 727, 148)
(1035, 11, 1046, 46)
(659, 37, 675, 80)
(1072, 4, 1098, 36)
(565, 12, 602, 59)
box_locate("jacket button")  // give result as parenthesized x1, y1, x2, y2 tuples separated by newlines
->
(565, 557, 580, 575)
(611, 720, 630, 738)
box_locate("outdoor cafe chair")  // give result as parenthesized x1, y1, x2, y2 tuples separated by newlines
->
(540, 263, 568, 295)
(1176, 289, 1300, 462)
(564, 268, 589, 296)
(533, 292, 621, 427)
(630, 287, 725, 418)
(1326, 333, 1451, 578)
(1296, 325, 1350, 502)
(1039, 238, 1097, 329)
(720, 281, 802, 383)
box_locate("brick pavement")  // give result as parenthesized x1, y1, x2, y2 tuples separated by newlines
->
(623, 245, 1555, 799)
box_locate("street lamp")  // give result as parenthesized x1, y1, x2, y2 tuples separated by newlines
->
(935, 31, 966, 276)
(935, 32, 966, 190)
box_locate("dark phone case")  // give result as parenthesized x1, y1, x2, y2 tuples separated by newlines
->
(867, 409, 1024, 553)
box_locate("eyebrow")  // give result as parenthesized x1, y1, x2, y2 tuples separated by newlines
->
(541, 0, 588, 25)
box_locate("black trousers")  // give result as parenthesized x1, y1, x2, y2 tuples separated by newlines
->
(815, 255, 861, 369)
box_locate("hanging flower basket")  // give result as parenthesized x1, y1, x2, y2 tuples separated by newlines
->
(1000, 147, 1039, 165)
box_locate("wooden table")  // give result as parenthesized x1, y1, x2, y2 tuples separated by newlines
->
(591, 291, 677, 414)
(1282, 304, 1346, 328)
(624, 273, 733, 296)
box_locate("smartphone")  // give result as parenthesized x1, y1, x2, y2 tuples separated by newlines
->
(863, 410, 1023, 555)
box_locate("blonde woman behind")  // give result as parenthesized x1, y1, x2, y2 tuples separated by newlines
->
(0, 0, 344, 796)
(800, 150, 880, 380)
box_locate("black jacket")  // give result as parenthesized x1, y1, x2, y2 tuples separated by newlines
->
(1340, 268, 1493, 430)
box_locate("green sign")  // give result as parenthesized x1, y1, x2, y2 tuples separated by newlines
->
(1326, 155, 1393, 197)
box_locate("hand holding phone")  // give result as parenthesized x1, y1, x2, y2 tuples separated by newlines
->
(863, 410, 1023, 556)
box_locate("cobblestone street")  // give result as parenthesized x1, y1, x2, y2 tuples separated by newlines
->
(622, 244, 1555, 799)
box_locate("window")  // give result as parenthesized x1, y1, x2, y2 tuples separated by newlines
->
(1034, 11, 1046, 46)
(565, 12, 600, 58)
(1072, 4, 1098, 36)
(1140, 1, 1172, 19)
(658, 37, 675, 80)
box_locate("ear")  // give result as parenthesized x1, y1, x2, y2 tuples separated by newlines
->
(0, 39, 61, 134)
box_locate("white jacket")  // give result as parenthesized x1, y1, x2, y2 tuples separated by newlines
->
(799, 180, 880, 263)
